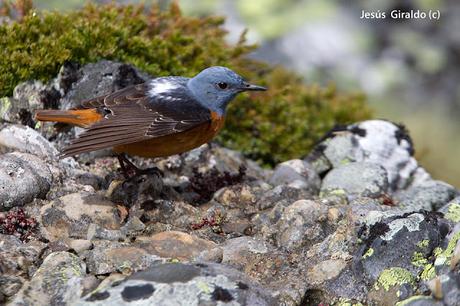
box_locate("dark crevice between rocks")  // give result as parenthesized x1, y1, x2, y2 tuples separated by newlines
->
(300, 289, 328, 306)
(211, 286, 233, 302)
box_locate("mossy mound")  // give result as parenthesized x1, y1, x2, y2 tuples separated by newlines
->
(0, 1, 371, 165)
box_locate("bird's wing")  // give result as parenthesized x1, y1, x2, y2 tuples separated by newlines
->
(61, 82, 211, 157)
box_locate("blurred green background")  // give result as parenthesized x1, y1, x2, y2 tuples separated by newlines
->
(22, 0, 460, 187)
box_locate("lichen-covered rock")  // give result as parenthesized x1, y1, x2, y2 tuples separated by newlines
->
(0, 152, 52, 210)
(79, 263, 276, 305)
(358, 211, 448, 283)
(269, 159, 320, 193)
(320, 162, 389, 199)
(11, 252, 86, 306)
(439, 196, 460, 224)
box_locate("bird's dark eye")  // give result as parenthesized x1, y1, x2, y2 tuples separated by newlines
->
(217, 82, 228, 89)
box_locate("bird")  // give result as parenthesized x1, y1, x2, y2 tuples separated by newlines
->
(35, 66, 266, 177)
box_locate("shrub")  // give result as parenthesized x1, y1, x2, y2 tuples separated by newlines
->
(0, 1, 371, 165)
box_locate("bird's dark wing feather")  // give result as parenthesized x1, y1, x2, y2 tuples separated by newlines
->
(61, 82, 211, 157)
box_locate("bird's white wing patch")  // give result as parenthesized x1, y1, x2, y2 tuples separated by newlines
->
(149, 80, 178, 96)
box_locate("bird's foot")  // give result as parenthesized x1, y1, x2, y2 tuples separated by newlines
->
(116, 153, 163, 180)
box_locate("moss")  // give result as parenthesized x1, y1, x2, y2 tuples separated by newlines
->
(445, 203, 460, 223)
(362, 247, 374, 259)
(374, 267, 416, 291)
(0, 1, 371, 165)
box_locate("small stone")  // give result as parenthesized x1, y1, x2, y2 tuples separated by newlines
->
(307, 259, 347, 284)
(269, 159, 320, 194)
(275, 199, 328, 249)
(68, 239, 93, 254)
(135, 231, 217, 261)
(0, 152, 52, 210)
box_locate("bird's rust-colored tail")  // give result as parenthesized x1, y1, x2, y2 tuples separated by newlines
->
(34, 109, 102, 128)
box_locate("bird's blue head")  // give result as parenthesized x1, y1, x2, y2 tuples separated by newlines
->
(187, 66, 266, 115)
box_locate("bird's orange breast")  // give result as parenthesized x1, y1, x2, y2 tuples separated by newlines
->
(113, 111, 225, 158)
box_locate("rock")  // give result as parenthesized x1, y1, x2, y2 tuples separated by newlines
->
(320, 162, 389, 199)
(67, 239, 93, 254)
(12, 252, 86, 306)
(40, 192, 123, 241)
(0, 124, 59, 158)
(306, 259, 347, 285)
(79, 262, 276, 305)
(269, 159, 320, 193)
(358, 211, 448, 282)
(0, 152, 52, 210)
(307, 120, 430, 190)
(395, 180, 457, 211)
(135, 231, 217, 261)
(256, 184, 313, 211)
(275, 199, 328, 249)
(0, 234, 46, 299)
(440, 196, 460, 223)
(60, 60, 149, 110)
(86, 241, 162, 275)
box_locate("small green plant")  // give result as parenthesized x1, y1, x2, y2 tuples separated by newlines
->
(0, 1, 371, 165)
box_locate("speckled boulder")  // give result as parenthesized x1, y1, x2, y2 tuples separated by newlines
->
(0, 152, 52, 210)
(306, 120, 430, 190)
(395, 180, 457, 211)
(79, 262, 276, 305)
(357, 211, 449, 284)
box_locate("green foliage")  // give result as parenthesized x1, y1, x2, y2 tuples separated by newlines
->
(0, 1, 371, 165)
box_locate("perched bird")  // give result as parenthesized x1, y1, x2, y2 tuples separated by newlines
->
(35, 66, 266, 176)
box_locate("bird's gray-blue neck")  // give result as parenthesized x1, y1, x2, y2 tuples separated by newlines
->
(187, 77, 237, 116)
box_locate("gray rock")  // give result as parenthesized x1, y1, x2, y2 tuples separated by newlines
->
(307, 120, 430, 191)
(0, 124, 58, 158)
(321, 162, 389, 199)
(79, 262, 276, 305)
(269, 159, 320, 194)
(0, 235, 46, 299)
(439, 196, 460, 224)
(358, 211, 448, 282)
(0, 152, 52, 210)
(395, 180, 457, 211)
(85, 241, 163, 275)
(11, 251, 86, 306)
(275, 199, 328, 249)
(40, 192, 123, 241)
(61, 60, 149, 110)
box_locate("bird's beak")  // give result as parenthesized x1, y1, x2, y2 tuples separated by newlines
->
(241, 82, 267, 91)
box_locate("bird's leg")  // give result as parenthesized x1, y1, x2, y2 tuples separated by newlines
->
(116, 153, 141, 179)
(116, 153, 164, 179)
